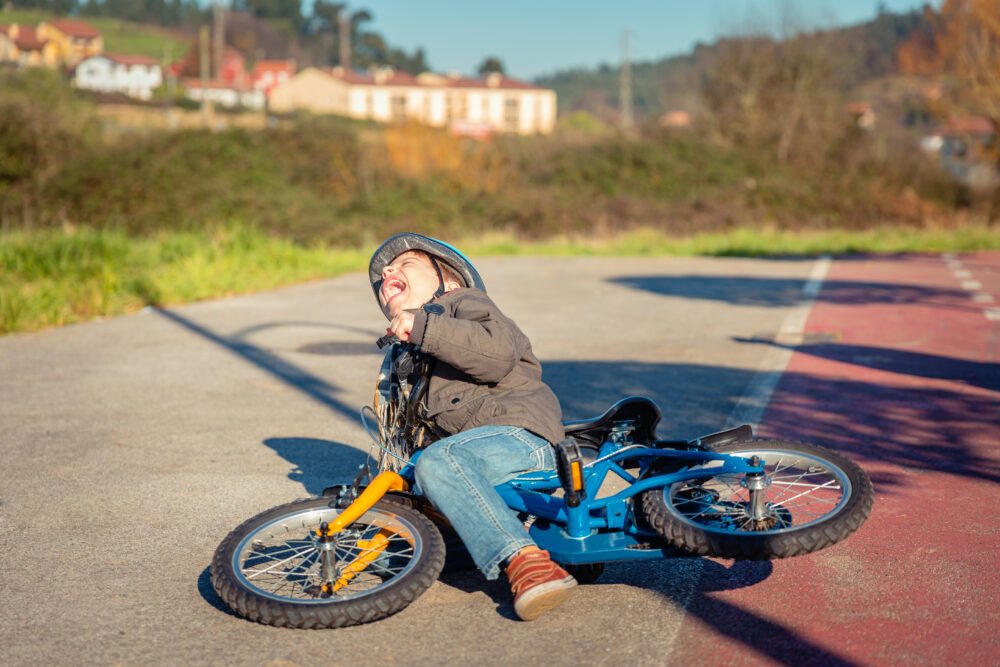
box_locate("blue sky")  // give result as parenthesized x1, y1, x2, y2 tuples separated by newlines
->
(337, 0, 936, 80)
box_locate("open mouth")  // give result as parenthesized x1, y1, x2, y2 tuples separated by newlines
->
(381, 278, 407, 306)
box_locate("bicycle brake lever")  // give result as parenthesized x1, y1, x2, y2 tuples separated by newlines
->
(376, 333, 398, 349)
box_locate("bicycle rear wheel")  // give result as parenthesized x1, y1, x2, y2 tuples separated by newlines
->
(639, 439, 873, 560)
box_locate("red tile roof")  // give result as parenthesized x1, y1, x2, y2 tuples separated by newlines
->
(14, 26, 48, 51)
(252, 60, 296, 72)
(948, 115, 996, 136)
(48, 18, 101, 39)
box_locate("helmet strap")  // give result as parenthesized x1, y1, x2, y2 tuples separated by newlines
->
(428, 256, 447, 300)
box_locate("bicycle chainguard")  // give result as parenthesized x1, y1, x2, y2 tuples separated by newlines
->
(555, 439, 586, 508)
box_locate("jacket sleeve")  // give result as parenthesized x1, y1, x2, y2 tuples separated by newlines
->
(410, 294, 524, 384)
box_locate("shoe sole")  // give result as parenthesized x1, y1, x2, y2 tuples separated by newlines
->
(514, 577, 577, 621)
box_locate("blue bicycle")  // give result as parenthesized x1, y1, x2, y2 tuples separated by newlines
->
(211, 342, 874, 628)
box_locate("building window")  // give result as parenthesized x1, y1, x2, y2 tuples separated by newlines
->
(504, 97, 519, 132)
(447, 94, 467, 122)
(390, 94, 407, 122)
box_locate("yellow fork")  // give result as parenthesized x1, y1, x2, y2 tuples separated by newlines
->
(315, 470, 410, 594)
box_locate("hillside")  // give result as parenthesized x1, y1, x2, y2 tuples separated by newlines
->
(0, 7, 191, 59)
(536, 8, 932, 122)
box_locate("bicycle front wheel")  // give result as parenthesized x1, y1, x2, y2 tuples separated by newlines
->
(639, 439, 873, 560)
(211, 497, 445, 628)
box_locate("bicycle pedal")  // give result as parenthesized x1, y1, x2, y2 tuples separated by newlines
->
(555, 439, 586, 508)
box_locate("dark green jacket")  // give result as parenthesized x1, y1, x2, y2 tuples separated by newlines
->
(408, 288, 564, 445)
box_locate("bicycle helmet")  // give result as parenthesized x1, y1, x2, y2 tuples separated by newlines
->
(369, 233, 486, 307)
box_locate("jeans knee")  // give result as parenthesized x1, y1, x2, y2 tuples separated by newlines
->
(414, 443, 450, 490)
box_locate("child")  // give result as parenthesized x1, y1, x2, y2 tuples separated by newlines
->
(369, 232, 577, 621)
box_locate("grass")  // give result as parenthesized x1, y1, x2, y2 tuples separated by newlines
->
(3, 222, 997, 335)
(0, 225, 367, 335)
(462, 223, 1000, 257)
(0, 8, 189, 60)
(87, 18, 189, 60)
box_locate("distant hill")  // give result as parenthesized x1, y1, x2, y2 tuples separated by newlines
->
(535, 8, 932, 121)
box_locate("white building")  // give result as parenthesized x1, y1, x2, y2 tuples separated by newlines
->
(269, 67, 557, 135)
(183, 80, 266, 110)
(74, 53, 163, 100)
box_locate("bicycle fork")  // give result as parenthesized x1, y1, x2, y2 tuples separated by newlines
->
(314, 470, 409, 595)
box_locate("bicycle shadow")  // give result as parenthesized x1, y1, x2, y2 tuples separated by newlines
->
(263, 437, 368, 496)
(439, 557, 859, 664)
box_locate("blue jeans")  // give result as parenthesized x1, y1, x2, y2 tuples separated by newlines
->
(413, 425, 555, 580)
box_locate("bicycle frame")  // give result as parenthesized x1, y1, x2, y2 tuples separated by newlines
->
(440, 443, 762, 565)
(341, 342, 766, 568)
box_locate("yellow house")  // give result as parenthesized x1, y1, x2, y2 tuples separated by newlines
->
(269, 67, 557, 135)
(0, 24, 61, 68)
(38, 18, 103, 67)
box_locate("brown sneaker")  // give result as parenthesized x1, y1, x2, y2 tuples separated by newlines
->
(506, 549, 577, 621)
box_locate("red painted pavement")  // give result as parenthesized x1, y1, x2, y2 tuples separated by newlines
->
(668, 252, 1000, 666)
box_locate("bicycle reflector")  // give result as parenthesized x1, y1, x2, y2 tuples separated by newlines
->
(556, 439, 586, 508)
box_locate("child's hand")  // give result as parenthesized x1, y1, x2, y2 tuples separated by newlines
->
(388, 310, 416, 342)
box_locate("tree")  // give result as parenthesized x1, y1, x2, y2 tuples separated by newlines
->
(476, 56, 504, 76)
(698, 29, 845, 164)
(935, 0, 1000, 220)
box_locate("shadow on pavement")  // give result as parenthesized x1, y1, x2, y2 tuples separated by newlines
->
(610, 275, 977, 311)
(685, 560, 861, 666)
(155, 308, 367, 427)
(197, 567, 235, 616)
(263, 437, 367, 496)
(736, 337, 1000, 393)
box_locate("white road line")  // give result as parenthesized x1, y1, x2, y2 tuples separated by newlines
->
(973, 293, 995, 303)
(726, 255, 831, 431)
(954, 269, 972, 279)
(962, 280, 983, 291)
(986, 310, 1000, 321)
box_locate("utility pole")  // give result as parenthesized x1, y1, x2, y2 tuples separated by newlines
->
(212, 2, 225, 81)
(199, 24, 211, 128)
(620, 29, 633, 132)
(339, 13, 351, 69)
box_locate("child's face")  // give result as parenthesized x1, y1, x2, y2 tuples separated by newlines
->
(378, 251, 444, 318)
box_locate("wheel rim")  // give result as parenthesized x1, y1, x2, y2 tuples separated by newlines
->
(664, 448, 853, 535)
(232, 504, 425, 603)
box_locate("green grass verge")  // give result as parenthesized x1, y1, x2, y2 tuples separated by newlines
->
(2, 222, 998, 335)
(1, 225, 367, 335)
(463, 223, 1000, 257)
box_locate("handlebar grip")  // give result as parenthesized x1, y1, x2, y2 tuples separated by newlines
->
(376, 333, 398, 349)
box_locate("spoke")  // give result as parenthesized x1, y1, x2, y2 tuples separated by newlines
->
(244, 543, 317, 580)
(773, 479, 838, 506)
(767, 466, 820, 504)
(770, 479, 841, 488)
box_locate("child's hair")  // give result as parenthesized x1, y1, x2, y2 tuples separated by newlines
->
(411, 249, 463, 286)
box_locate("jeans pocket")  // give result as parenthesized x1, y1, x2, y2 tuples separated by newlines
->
(531, 440, 556, 471)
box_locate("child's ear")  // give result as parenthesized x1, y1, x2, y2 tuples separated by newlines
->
(444, 280, 461, 293)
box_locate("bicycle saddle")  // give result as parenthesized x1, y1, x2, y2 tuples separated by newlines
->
(562, 396, 661, 447)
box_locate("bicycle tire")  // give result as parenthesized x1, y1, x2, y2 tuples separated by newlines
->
(211, 496, 445, 628)
(639, 439, 873, 560)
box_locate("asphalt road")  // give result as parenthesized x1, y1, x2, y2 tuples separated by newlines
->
(0, 255, 838, 665)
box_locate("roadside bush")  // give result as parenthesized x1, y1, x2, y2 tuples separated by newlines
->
(0, 69, 99, 227)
